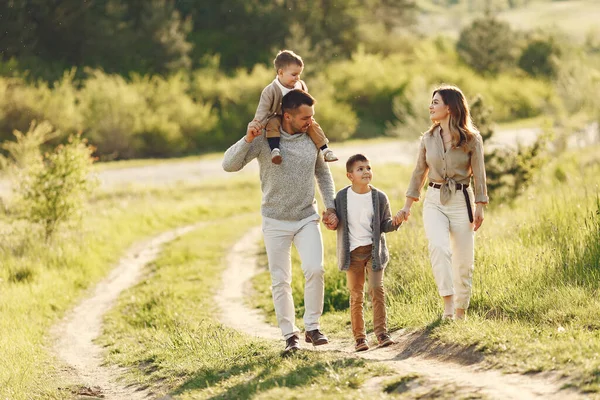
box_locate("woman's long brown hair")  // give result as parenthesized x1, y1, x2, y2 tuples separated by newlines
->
(428, 85, 478, 152)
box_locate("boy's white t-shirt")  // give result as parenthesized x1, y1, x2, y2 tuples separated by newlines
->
(347, 188, 374, 252)
(274, 77, 303, 96)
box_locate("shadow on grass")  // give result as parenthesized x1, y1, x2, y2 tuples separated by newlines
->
(168, 350, 362, 399)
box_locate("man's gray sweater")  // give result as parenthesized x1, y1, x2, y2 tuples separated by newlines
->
(222, 130, 335, 221)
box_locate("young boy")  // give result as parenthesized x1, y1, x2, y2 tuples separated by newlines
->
(333, 154, 400, 352)
(248, 49, 338, 164)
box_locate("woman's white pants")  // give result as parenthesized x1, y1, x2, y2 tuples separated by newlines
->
(423, 187, 475, 309)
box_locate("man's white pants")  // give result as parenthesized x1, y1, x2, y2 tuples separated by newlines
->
(423, 187, 475, 309)
(262, 214, 324, 339)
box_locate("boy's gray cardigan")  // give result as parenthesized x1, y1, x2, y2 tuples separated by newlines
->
(334, 185, 400, 272)
(254, 79, 308, 125)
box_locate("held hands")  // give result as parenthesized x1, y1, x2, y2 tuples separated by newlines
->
(393, 207, 411, 226)
(322, 208, 338, 230)
(474, 204, 485, 232)
(245, 120, 263, 143)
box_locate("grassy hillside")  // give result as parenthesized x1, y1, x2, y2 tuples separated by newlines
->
(417, 0, 600, 41)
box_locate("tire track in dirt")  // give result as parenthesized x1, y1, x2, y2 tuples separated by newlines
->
(217, 227, 583, 400)
(52, 223, 206, 400)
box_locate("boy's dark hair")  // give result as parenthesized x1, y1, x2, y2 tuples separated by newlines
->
(346, 154, 369, 173)
(281, 89, 315, 115)
(274, 50, 304, 72)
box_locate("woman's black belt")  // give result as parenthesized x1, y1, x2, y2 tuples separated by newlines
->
(428, 182, 474, 223)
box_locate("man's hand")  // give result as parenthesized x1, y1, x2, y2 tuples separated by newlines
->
(245, 120, 263, 143)
(322, 208, 338, 230)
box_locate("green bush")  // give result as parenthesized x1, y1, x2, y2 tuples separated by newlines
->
(486, 75, 554, 120)
(324, 50, 408, 137)
(80, 69, 218, 159)
(131, 73, 217, 156)
(456, 16, 517, 75)
(554, 55, 600, 116)
(0, 72, 81, 145)
(0, 121, 56, 172)
(78, 70, 146, 159)
(15, 133, 97, 240)
(308, 76, 357, 141)
(192, 63, 272, 147)
(473, 95, 550, 204)
(518, 36, 561, 78)
(0, 78, 50, 143)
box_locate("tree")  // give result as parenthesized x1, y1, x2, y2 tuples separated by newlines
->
(178, 0, 364, 71)
(0, 0, 192, 79)
(456, 15, 516, 74)
(358, 0, 417, 33)
(470, 95, 494, 142)
(472, 95, 549, 204)
(518, 35, 561, 78)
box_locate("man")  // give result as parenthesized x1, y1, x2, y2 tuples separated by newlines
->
(222, 89, 338, 353)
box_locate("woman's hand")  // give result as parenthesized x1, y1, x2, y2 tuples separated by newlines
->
(474, 203, 485, 231)
(393, 206, 411, 225)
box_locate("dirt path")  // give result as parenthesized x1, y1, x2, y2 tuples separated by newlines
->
(217, 227, 583, 400)
(93, 126, 553, 189)
(2, 124, 567, 199)
(52, 223, 205, 400)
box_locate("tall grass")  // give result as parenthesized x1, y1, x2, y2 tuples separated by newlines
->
(0, 178, 261, 399)
(251, 146, 600, 391)
(97, 199, 390, 399)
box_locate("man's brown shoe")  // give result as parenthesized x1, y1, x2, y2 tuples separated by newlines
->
(355, 338, 369, 352)
(305, 329, 329, 346)
(377, 333, 395, 348)
(284, 335, 300, 353)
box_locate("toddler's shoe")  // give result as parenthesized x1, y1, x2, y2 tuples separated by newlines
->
(271, 148, 282, 164)
(323, 149, 338, 162)
(355, 338, 369, 352)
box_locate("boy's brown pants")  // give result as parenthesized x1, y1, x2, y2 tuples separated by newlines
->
(346, 244, 387, 340)
(265, 115, 329, 149)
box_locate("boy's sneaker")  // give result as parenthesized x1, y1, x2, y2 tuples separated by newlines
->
(377, 333, 395, 348)
(271, 148, 282, 164)
(355, 338, 369, 352)
(323, 149, 338, 162)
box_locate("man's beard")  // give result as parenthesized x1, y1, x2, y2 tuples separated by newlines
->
(293, 124, 309, 134)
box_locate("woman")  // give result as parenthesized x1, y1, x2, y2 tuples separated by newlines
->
(393, 85, 488, 321)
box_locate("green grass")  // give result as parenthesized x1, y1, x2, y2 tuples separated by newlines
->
(250, 146, 600, 393)
(98, 213, 393, 399)
(92, 152, 223, 172)
(3, 137, 600, 398)
(0, 177, 261, 399)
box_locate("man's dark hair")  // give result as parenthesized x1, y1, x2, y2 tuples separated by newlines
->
(346, 154, 369, 173)
(281, 89, 315, 116)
